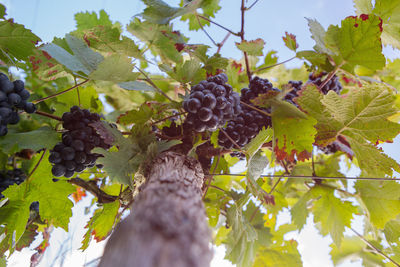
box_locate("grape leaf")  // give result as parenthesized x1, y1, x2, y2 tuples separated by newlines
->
(384, 218, 400, 243)
(271, 100, 317, 161)
(0, 4, 5, 19)
(139, 0, 202, 24)
(89, 54, 140, 83)
(75, 10, 114, 31)
(290, 189, 314, 230)
(0, 126, 59, 154)
(253, 240, 303, 267)
(83, 25, 142, 59)
(15, 224, 38, 251)
(282, 32, 298, 52)
(306, 18, 332, 54)
(0, 20, 41, 64)
(236, 39, 265, 56)
(118, 81, 155, 91)
(41, 34, 104, 75)
(0, 151, 75, 250)
(81, 201, 120, 250)
(244, 128, 272, 160)
(180, 0, 221, 31)
(353, 0, 373, 15)
(312, 186, 357, 246)
(330, 236, 383, 266)
(246, 150, 269, 203)
(325, 14, 385, 73)
(297, 83, 400, 176)
(29, 48, 71, 81)
(355, 180, 400, 229)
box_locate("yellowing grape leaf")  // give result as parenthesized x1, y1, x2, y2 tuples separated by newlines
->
(325, 14, 385, 73)
(282, 32, 298, 52)
(0, 151, 75, 250)
(236, 39, 265, 56)
(81, 201, 120, 250)
(355, 180, 400, 229)
(312, 186, 357, 246)
(253, 240, 302, 267)
(297, 84, 400, 176)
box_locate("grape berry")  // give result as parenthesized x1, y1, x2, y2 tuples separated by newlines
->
(49, 106, 111, 178)
(0, 73, 37, 136)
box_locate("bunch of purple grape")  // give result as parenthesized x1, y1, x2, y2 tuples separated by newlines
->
(0, 74, 36, 136)
(49, 106, 110, 178)
(183, 73, 242, 132)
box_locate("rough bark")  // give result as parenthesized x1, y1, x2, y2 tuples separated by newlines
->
(99, 152, 212, 267)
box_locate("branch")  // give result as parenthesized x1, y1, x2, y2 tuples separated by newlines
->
(351, 228, 400, 267)
(240, 0, 252, 82)
(68, 178, 118, 204)
(196, 14, 218, 47)
(35, 110, 62, 121)
(33, 80, 89, 104)
(246, 0, 261, 10)
(217, 32, 231, 54)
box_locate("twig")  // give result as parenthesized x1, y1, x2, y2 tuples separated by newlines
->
(134, 66, 174, 102)
(35, 110, 62, 121)
(197, 15, 239, 36)
(33, 80, 89, 104)
(249, 205, 260, 222)
(196, 14, 218, 47)
(240, 0, 252, 82)
(247, 0, 261, 10)
(240, 101, 271, 116)
(209, 173, 400, 181)
(351, 228, 400, 267)
(318, 63, 344, 90)
(269, 177, 282, 194)
(68, 178, 118, 204)
(217, 32, 231, 54)
(209, 184, 225, 193)
(255, 56, 296, 73)
(151, 112, 187, 125)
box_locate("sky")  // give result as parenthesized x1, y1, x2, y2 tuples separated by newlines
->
(1, 0, 400, 267)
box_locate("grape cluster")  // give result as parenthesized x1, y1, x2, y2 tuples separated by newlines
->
(49, 106, 111, 178)
(0, 74, 37, 136)
(183, 73, 241, 132)
(218, 77, 277, 149)
(0, 168, 26, 198)
(283, 80, 303, 106)
(308, 72, 342, 95)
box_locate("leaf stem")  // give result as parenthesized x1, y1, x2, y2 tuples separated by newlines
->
(240, 101, 271, 116)
(33, 80, 89, 104)
(196, 14, 218, 47)
(150, 112, 187, 125)
(197, 15, 240, 36)
(254, 56, 296, 73)
(217, 32, 231, 54)
(351, 228, 400, 267)
(246, 0, 261, 10)
(27, 149, 47, 182)
(134, 66, 174, 102)
(202, 155, 221, 199)
(35, 110, 62, 121)
(68, 178, 118, 204)
(220, 128, 243, 151)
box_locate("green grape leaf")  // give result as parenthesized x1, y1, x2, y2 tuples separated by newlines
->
(89, 54, 140, 83)
(172, 59, 205, 84)
(0, 126, 59, 154)
(127, 19, 183, 64)
(83, 25, 142, 58)
(15, 224, 38, 251)
(306, 18, 332, 54)
(118, 81, 155, 91)
(0, 20, 41, 64)
(325, 14, 385, 73)
(42, 34, 104, 75)
(139, 0, 202, 24)
(0, 151, 75, 249)
(297, 83, 400, 176)
(180, 0, 221, 31)
(290, 190, 314, 230)
(236, 39, 265, 56)
(81, 201, 120, 250)
(246, 150, 269, 203)
(355, 180, 400, 229)
(384, 218, 400, 243)
(353, 0, 373, 15)
(312, 186, 357, 246)
(75, 10, 114, 31)
(271, 100, 317, 161)
(0, 4, 6, 19)
(367, 0, 400, 49)
(282, 32, 298, 52)
(244, 128, 272, 159)
(330, 236, 383, 266)
(253, 240, 303, 267)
